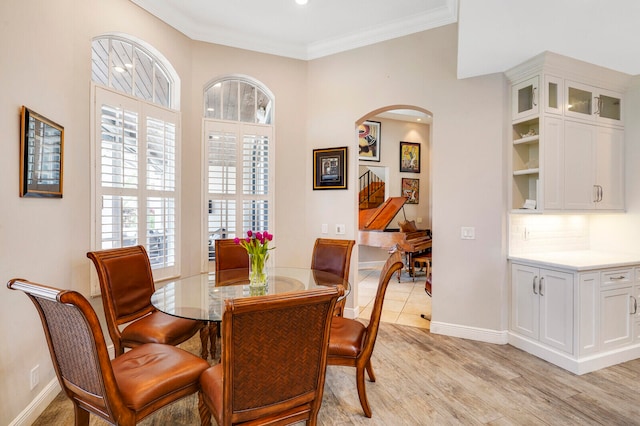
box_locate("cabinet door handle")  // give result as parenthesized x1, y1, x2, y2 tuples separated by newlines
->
(598, 185, 603, 202)
(532, 276, 538, 295)
(539, 277, 544, 296)
(594, 96, 601, 115)
(610, 275, 626, 280)
(632, 296, 638, 315)
(533, 86, 538, 107)
(593, 185, 599, 203)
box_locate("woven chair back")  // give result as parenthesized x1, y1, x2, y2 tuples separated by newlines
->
(221, 287, 342, 423)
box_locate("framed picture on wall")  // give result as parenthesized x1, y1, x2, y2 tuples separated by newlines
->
(19, 106, 64, 198)
(313, 146, 348, 190)
(399, 141, 420, 173)
(401, 178, 419, 204)
(358, 120, 381, 161)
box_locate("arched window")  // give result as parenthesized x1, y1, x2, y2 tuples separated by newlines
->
(91, 36, 174, 107)
(203, 76, 274, 265)
(91, 35, 181, 287)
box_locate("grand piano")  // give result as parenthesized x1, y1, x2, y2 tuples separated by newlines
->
(358, 196, 432, 280)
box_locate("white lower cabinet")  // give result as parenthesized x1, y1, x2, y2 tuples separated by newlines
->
(633, 269, 640, 343)
(510, 261, 640, 374)
(511, 264, 573, 353)
(599, 268, 634, 350)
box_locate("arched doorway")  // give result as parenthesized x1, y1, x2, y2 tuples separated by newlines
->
(355, 105, 433, 328)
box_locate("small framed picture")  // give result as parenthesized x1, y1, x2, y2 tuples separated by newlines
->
(401, 178, 419, 204)
(313, 147, 348, 190)
(399, 141, 420, 173)
(358, 120, 381, 161)
(20, 106, 64, 198)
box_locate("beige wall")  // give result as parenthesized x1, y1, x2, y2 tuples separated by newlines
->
(0, 1, 513, 424)
(305, 27, 509, 332)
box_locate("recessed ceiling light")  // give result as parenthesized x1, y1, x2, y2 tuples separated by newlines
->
(295, 0, 308, 5)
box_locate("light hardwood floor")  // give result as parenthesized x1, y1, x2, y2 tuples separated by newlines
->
(33, 266, 640, 425)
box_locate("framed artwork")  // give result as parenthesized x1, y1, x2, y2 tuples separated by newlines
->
(19, 106, 64, 198)
(358, 120, 381, 161)
(401, 178, 419, 204)
(399, 141, 420, 173)
(313, 146, 348, 190)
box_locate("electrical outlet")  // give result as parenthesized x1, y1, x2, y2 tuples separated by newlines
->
(30, 365, 39, 390)
(461, 226, 475, 240)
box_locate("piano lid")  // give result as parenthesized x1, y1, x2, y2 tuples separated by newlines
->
(359, 197, 407, 230)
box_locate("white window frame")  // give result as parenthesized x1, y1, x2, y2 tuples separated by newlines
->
(90, 35, 181, 294)
(202, 76, 275, 270)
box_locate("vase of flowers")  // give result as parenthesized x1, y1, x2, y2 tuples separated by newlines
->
(234, 230, 274, 289)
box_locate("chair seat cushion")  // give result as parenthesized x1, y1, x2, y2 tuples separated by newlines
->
(121, 311, 203, 346)
(112, 343, 210, 411)
(200, 364, 224, 420)
(328, 317, 366, 358)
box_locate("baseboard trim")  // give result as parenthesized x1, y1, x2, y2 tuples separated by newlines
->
(430, 321, 509, 345)
(509, 332, 640, 375)
(9, 379, 60, 426)
(343, 306, 360, 319)
(358, 261, 385, 269)
(10, 343, 115, 425)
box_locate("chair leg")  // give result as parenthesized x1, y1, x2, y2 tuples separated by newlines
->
(199, 327, 209, 359)
(209, 322, 218, 359)
(356, 366, 372, 418)
(198, 392, 212, 426)
(73, 404, 90, 426)
(365, 359, 376, 382)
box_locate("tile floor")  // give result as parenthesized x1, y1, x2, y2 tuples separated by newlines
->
(357, 265, 431, 329)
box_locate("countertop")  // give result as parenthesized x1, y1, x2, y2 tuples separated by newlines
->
(508, 250, 640, 271)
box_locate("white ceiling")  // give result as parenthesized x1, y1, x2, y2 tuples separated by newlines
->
(130, 0, 640, 79)
(457, 0, 640, 79)
(129, 0, 457, 61)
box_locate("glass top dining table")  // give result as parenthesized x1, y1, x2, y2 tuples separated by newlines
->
(150, 267, 350, 322)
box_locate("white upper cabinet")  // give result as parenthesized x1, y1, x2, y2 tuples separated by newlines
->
(565, 80, 623, 126)
(507, 52, 629, 213)
(544, 75, 563, 115)
(563, 121, 624, 211)
(512, 76, 539, 121)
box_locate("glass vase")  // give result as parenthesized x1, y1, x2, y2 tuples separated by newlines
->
(248, 253, 268, 290)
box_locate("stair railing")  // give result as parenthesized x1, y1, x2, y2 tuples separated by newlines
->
(359, 170, 383, 207)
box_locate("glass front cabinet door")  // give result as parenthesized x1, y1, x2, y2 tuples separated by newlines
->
(565, 81, 623, 126)
(512, 76, 539, 121)
(544, 75, 563, 115)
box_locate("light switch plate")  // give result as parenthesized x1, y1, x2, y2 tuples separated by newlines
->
(336, 224, 345, 235)
(321, 224, 328, 234)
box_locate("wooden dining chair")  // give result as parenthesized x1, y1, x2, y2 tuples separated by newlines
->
(7, 278, 211, 426)
(199, 285, 344, 426)
(327, 250, 404, 418)
(214, 238, 250, 273)
(310, 238, 355, 316)
(87, 245, 206, 357)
